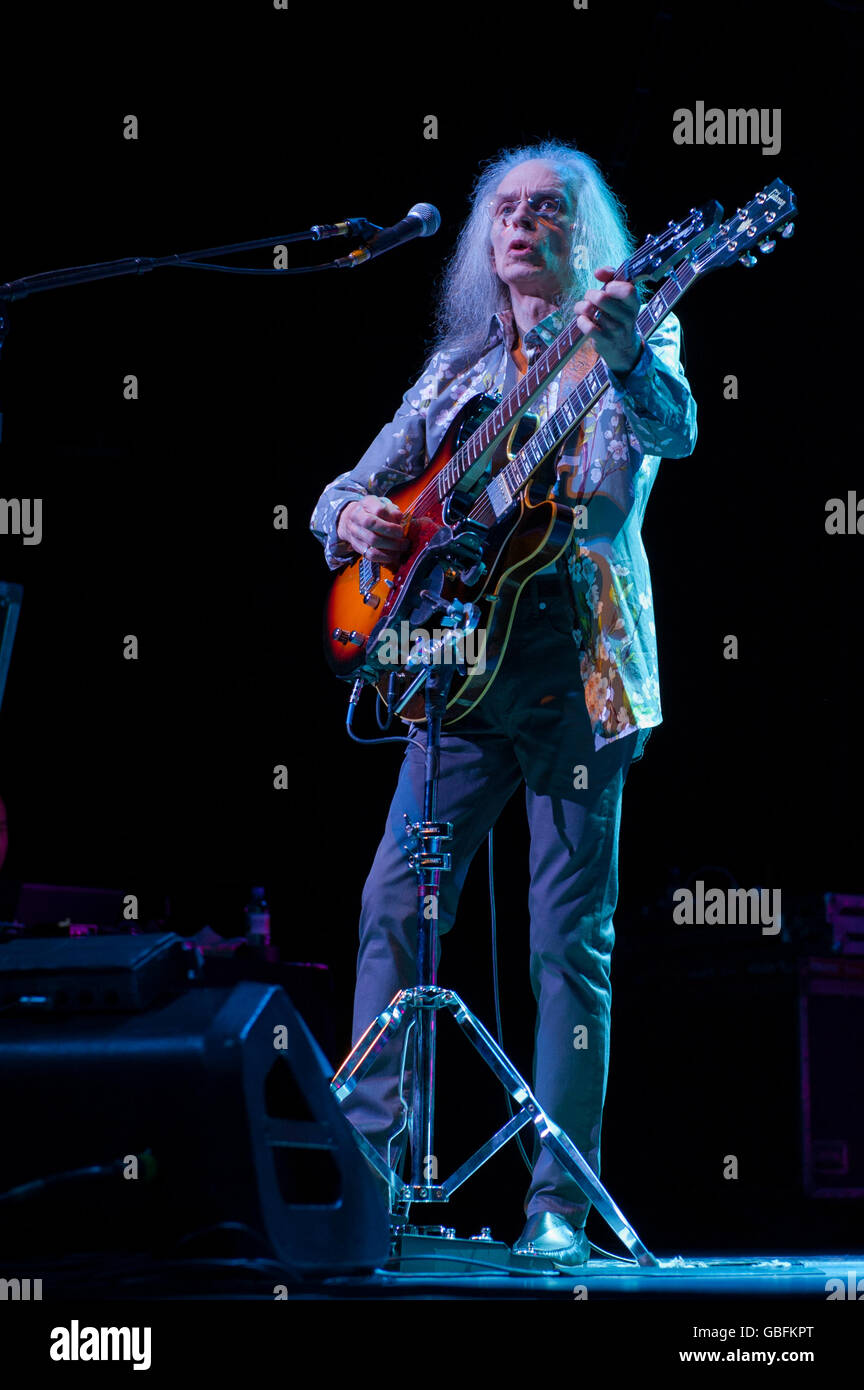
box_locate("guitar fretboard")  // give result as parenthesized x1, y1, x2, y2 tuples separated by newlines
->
(467, 258, 698, 528)
(435, 310, 596, 500)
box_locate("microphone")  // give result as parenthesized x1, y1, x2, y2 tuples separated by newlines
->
(334, 203, 441, 268)
(310, 217, 375, 240)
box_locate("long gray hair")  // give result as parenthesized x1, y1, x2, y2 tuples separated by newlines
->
(429, 140, 638, 366)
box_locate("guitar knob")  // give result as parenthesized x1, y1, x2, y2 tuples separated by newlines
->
(758, 238, 776, 254)
(739, 252, 758, 268)
(781, 222, 795, 238)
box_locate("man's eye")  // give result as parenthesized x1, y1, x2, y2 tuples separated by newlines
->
(536, 198, 558, 213)
(498, 203, 515, 218)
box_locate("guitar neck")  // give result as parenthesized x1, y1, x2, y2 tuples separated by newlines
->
(437, 308, 595, 498)
(468, 257, 699, 527)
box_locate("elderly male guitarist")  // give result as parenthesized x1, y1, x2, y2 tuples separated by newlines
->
(310, 141, 697, 1268)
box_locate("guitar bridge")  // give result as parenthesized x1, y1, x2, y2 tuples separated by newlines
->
(358, 554, 380, 596)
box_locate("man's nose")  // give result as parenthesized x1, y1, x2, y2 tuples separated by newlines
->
(511, 198, 536, 226)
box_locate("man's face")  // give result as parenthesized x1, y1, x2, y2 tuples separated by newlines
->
(488, 160, 574, 302)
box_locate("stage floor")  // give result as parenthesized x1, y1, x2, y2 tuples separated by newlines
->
(298, 1251, 864, 1300)
(22, 1249, 864, 1301)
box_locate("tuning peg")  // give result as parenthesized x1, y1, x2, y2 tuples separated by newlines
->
(667, 219, 677, 228)
(758, 238, 776, 254)
(735, 207, 747, 219)
(781, 222, 795, 238)
(739, 252, 758, 267)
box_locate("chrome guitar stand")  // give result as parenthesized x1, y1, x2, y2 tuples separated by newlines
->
(331, 599, 657, 1268)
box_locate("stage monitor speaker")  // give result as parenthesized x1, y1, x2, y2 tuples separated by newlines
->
(800, 957, 864, 1197)
(0, 978, 389, 1276)
(0, 931, 192, 1010)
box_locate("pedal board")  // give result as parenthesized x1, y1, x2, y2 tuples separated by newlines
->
(390, 1226, 558, 1275)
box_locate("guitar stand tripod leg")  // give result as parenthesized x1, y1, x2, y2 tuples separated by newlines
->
(330, 654, 657, 1265)
(438, 991, 657, 1267)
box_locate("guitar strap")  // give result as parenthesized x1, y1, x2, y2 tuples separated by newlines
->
(500, 344, 521, 397)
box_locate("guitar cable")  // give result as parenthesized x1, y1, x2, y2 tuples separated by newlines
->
(345, 677, 412, 748)
(375, 674, 397, 730)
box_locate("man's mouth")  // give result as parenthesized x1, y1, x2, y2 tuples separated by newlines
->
(508, 239, 538, 256)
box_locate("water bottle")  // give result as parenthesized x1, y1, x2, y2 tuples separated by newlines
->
(244, 886, 271, 948)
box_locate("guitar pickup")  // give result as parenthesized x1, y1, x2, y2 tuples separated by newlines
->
(487, 474, 513, 519)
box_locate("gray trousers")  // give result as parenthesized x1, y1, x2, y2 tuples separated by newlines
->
(343, 572, 637, 1227)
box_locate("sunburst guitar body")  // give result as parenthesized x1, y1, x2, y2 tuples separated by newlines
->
(324, 392, 576, 724)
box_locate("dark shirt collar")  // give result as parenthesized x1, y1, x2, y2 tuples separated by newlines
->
(484, 305, 566, 354)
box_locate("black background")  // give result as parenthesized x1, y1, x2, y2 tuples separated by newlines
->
(0, 0, 861, 1253)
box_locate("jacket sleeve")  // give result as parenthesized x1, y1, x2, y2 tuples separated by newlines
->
(603, 311, 697, 460)
(309, 351, 445, 570)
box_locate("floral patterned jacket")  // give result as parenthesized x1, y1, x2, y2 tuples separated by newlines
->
(309, 307, 697, 750)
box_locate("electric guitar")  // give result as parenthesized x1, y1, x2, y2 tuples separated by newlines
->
(326, 179, 796, 723)
(324, 201, 720, 678)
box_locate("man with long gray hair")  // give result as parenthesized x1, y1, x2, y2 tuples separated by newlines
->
(310, 141, 697, 1267)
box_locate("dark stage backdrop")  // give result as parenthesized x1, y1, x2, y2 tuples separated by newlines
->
(0, 0, 860, 1248)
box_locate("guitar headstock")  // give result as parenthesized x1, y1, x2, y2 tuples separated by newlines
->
(689, 179, 797, 275)
(626, 199, 723, 283)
